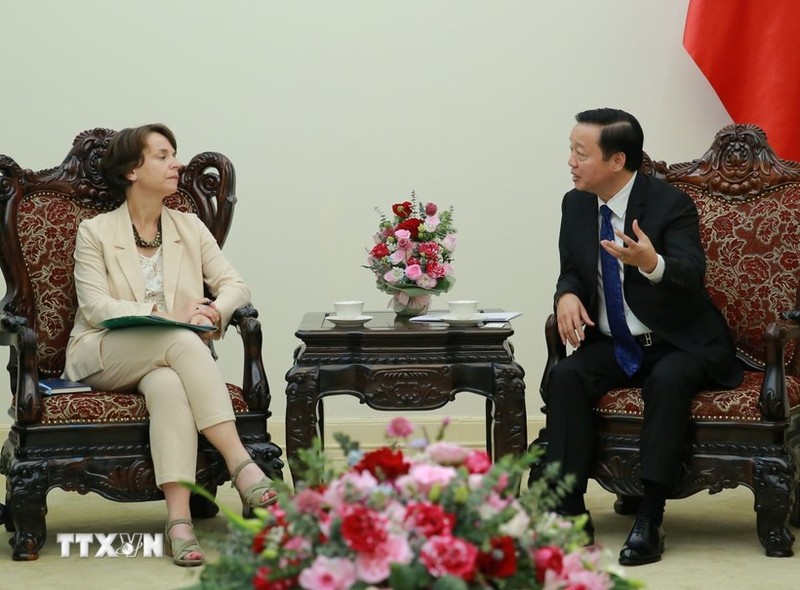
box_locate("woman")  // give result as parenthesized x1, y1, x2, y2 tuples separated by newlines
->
(65, 123, 275, 567)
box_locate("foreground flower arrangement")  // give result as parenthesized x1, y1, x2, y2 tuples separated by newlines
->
(365, 195, 457, 314)
(191, 418, 640, 590)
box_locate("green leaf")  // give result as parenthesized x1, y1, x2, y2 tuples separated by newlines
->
(389, 562, 431, 590)
(431, 575, 469, 590)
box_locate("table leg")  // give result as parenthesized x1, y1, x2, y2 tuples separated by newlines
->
(491, 362, 527, 462)
(285, 366, 320, 483)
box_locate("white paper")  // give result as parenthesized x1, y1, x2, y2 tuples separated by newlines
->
(409, 311, 521, 323)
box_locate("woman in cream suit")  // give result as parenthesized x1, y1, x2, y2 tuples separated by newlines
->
(65, 123, 275, 567)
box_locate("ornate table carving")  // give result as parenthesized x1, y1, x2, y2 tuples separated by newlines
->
(285, 311, 526, 481)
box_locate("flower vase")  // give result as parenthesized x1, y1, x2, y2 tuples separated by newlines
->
(391, 293, 431, 318)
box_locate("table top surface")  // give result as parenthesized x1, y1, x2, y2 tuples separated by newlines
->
(296, 309, 515, 333)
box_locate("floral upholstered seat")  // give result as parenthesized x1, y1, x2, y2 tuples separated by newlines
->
(0, 129, 283, 561)
(534, 124, 800, 557)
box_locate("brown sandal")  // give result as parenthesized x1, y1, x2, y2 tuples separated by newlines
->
(231, 458, 278, 509)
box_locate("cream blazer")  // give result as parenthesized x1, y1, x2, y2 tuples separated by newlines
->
(65, 204, 251, 381)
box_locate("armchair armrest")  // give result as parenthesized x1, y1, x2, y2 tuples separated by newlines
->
(0, 312, 43, 424)
(230, 304, 270, 413)
(760, 317, 800, 421)
(540, 313, 567, 408)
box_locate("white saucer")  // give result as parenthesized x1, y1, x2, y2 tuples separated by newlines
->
(326, 314, 373, 327)
(440, 313, 488, 327)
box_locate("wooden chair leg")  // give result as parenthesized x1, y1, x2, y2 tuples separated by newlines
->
(753, 457, 795, 557)
(6, 460, 49, 561)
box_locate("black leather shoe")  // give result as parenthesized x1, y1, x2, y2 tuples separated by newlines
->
(618, 516, 665, 566)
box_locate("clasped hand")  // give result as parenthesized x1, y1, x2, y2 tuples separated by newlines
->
(188, 298, 220, 340)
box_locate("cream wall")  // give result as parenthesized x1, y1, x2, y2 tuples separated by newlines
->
(0, 1, 731, 444)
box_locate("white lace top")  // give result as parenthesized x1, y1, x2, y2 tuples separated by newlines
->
(138, 247, 166, 311)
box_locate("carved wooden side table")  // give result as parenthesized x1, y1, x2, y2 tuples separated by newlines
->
(284, 311, 526, 482)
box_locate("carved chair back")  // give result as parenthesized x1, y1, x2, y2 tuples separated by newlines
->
(1, 128, 234, 382)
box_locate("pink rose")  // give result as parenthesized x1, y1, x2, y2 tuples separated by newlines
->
(386, 417, 414, 438)
(389, 250, 407, 265)
(415, 274, 437, 289)
(405, 264, 423, 281)
(298, 555, 357, 590)
(420, 535, 479, 581)
(396, 463, 457, 494)
(442, 234, 457, 252)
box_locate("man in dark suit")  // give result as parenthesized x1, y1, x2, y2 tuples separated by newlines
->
(545, 108, 742, 565)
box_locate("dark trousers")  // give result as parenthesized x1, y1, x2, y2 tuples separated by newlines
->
(545, 336, 712, 492)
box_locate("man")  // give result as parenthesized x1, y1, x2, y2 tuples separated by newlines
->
(545, 108, 742, 565)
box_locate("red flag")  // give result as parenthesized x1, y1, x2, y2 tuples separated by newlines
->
(683, 0, 800, 161)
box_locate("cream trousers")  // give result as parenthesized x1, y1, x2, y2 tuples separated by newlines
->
(81, 327, 235, 487)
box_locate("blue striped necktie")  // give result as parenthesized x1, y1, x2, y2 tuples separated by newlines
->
(600, 205, 642, 377)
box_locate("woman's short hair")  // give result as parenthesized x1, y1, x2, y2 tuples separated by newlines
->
(100, 123, 177, 196)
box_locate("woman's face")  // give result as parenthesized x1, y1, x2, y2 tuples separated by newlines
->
(126, 132, 182, 197)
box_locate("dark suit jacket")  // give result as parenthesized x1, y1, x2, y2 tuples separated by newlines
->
(555, 173, 742, 388)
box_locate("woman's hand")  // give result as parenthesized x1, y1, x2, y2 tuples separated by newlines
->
(189, 299, 221, 340)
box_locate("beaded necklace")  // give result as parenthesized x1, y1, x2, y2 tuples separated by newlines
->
(132, 217, 162, 249)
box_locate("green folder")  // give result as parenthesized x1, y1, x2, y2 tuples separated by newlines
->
(99, 315, 217, 333)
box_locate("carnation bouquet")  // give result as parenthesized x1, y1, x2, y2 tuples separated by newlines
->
(191, 419, 640, 590)
(365, 195, 457, 315)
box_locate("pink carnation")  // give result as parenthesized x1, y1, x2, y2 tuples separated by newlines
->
(355, 534, 413, 584)
(416, 274, 437, 289)
(386, 417, 414, 438)
(420, 535, 478, 581)
(426, 261, 446, 279)
(298, 556, 357, 590)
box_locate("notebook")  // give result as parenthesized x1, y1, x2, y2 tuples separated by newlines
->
(39, 378, 92, 395)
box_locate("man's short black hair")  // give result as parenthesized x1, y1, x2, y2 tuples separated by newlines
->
(575, 108, 644, 171)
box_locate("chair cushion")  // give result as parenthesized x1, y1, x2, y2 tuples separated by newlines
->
(595, 371, 800, 422)
(39, 383, 249, 425)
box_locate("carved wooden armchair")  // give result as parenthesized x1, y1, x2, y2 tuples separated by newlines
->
(533, 124, 800, 557)
(0, 129, 284, 560)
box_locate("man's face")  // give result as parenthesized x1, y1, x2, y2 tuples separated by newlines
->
(568, 123, 620, 199)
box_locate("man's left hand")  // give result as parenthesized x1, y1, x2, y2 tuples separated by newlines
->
(600, 219, 658, 273)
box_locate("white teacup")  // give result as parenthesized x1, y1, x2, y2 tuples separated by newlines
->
(448, 300, 479, 319)
(333, 300, 364, 319)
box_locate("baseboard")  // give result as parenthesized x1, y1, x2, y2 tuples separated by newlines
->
(267, 415, 546, 454)
(0, 416, 546, 457)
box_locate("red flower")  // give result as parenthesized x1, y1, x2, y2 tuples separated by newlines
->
(420, 535, 479, 581)
(395, 217, 423, 239)
(418, 242, 440, 258)
(354, 447, 410, 481)
(425, 261, 446, 278)
(253, 566, 294, 590)
(477, 536, 517, 578)
(392, 201, 414, 218)
(370, 243, 389, 258)
(465, 450, 492, 474)
(425, 202, 438, 216)
(340, 505, 388, 553)
(405, 502, 456, 538)
(534, 546, 564, 584)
